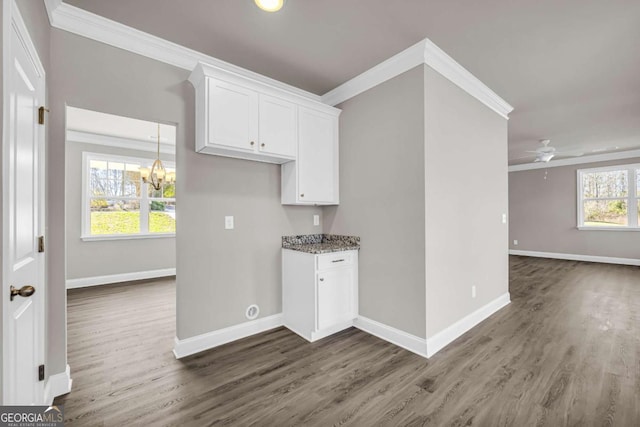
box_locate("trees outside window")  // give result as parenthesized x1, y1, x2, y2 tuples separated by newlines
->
(84, 153, 176, 238)
(578, 164, 639, 229)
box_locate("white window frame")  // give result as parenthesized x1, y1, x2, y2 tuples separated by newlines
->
(81, 152, 176, 241)
(577, 163, 640, 231)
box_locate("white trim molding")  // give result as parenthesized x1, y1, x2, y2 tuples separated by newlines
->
(43, 1, 512, 120)
(321, 38, 514, 119)
(353, 316, 428, 358)
(66, 130, 176, 155)
(173, 314, 284, 359)
(425, 292, 511, 358)
(44, 364, 72, 405)
(66, 268, 176, 289)
(508, 149, 640, 172)
(509, 250, 640, 266)
(43, 0, 321, 103)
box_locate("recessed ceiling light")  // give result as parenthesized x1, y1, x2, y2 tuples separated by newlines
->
(255, 0, 284, 12)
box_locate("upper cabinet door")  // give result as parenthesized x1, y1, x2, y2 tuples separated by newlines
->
(297, 107, 338, 204)
(258, 95, 296, 159)
(208, 79, 258, 152)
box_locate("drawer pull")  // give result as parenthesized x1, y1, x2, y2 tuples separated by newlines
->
(331, 259, 345, 263)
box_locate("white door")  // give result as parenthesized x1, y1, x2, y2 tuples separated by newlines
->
(317, 269, 353, 330)
(208, 78, 258, 152)
(258, 94, 296, 159)
(297, 107, 336, 203)
(2, 0, 46, 405)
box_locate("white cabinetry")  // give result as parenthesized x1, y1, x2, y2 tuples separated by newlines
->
(258, 94, 297, 158)
(197, 77, 296, 162)
(283, 250, 358, 342)
(207, 79, 258, 153)
(281, 107, 339, 205)
(189, 63, 339, 168)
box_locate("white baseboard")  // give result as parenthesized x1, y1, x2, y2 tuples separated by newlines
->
(173, 314, 284, 359)
(66, 268, 176, 289)
(44, 364, 72, 405)
(426, 292, 511, 358)
(509, 250, 640, 266)
(353, 316, 428, 358)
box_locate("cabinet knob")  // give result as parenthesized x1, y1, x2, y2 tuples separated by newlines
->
(300, 193, 304, 198)
(319, 278, 324, 282)
(261, 143, 265, 148)
(250, 141, 255, 146)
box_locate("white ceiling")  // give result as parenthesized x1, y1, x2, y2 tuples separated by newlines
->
(66, 106, 177, 145)
(64, 0, 640, 165)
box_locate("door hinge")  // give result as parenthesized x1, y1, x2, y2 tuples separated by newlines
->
(38, 364, 45, 381)
(38, 236, 45, 253)
(38, 106, 49, 125)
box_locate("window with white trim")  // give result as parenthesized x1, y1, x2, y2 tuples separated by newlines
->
(83, 152, 176, 239)
(577, 164, 639, 229)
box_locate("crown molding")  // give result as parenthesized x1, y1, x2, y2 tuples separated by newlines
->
(43, 0, 62, 24)
(43, 0, 322, 103)
(420, 39, 513, 120)
(321, 38, 514, 119)
(508, 149, 640, 172)
(44, 2, 512, 118)
(321, 40, 426, 107)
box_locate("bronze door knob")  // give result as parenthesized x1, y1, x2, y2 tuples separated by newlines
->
(10, 285, 35, 301)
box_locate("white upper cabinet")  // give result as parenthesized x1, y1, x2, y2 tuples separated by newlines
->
(207, 82, 296, 159)
(190, 62, 340, 204)
(208, 79, 258, 153)
(258, 94, 296, 158)
(282, 107, 339, 205)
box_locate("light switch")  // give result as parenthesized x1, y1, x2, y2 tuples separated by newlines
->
(513, 240, 518, 246)
(313, 215, 320, 226)
(225, 216, 234, 230)
(502, 213, 507, 224)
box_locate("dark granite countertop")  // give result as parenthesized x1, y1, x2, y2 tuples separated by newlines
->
(282, 234, 360, 254)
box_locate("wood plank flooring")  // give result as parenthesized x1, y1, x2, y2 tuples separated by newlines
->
(55, 257, 640, 426)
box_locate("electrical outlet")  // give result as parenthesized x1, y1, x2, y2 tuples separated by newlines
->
(313, 215, 320, 226)
(471, 286, 477, 299)
(513, 239, 518, 246)
(225, 216, 234, 230)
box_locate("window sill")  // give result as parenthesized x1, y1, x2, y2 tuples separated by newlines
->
(81, 233, 176, 241)
(577, 226, 640, 231)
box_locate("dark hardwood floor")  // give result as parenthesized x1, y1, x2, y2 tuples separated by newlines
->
(55, 257, 640, 426)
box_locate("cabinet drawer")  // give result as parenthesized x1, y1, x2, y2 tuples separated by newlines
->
(317, 251, 354, 270)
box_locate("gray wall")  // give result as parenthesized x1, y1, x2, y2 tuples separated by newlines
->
(325, 66, 427, 338)
(424, 65, 509, 338)
(177, 137, 321, 339)
(48, 29, 321, 344)
(509, 158, 640, 259)
(47, 28, 192, 376)
(65, 141, 176, 281)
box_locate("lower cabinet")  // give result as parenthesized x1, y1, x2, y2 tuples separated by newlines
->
(282, 249, 358, 342)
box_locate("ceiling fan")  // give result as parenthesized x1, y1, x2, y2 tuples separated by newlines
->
(525, 139, 583, 163)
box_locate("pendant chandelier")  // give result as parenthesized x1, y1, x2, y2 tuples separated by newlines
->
(140, 123, 175, 191)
